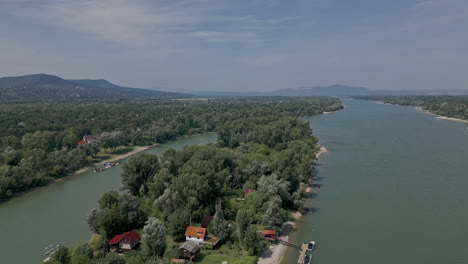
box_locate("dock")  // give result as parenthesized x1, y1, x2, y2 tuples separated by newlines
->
(278, 239, 301, 249)
(297, 243, 308, 264)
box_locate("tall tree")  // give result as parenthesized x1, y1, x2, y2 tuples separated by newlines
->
(262, 195, 283, 230)
(236, 208, 252, 245)
(167, 208, 190, 242)
(208, 200, 230, 241)
(121, 154, 160, 196)
(141, 217, 167, 257)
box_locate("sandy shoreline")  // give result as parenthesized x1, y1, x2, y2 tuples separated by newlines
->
(257, 146, 326, 264)
(316, 145, 328, 159)
(435, 116, 468, 124)
(71, 145, 152, 176)
(415, 106, 468, 124)
(257, 211, 303, 264)
(1, 145, 154, 202)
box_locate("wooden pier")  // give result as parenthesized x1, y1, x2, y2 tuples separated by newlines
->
(278, 239, 301, 249)
(297, 243, 308, 264)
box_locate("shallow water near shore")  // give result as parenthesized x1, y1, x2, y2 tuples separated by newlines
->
(0, 134, 217, 264)
(284, 98, 468, 264)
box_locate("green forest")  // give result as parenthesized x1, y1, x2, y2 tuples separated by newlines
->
(11, 97, 342, 264)
(353, 96, 468, 121)
(0, 98, 341, 200)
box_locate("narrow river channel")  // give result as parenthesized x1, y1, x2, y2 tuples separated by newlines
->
(285, 98, 468, 264)
(0, 134, 217, 264)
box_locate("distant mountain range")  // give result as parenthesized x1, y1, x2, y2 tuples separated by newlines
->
(0, 74, 193, 101)
(1, 74, 467, 101)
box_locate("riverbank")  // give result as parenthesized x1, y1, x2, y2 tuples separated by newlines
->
(415, 107, 468, 124)
(1, 145, 155, 203)
(71, 145, 153, 176)
(257, 145, 326, 264)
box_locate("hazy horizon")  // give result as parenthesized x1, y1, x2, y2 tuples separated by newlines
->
(1, 0, 467, 92)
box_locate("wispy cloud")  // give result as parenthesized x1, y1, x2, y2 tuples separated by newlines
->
(7, 0, 296, 47)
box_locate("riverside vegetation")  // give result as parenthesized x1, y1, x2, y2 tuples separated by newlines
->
(353, 96, 468, 121)
(9, 97, 343, 264)
(0, 98, 341, 200)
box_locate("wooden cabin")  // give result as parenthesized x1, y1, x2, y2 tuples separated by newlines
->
(178, 240, 201, 261)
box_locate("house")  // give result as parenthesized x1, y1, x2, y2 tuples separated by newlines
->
(261, 230, 278, 241)
(201, 216, 214, 228)
(177, 240, 201, 261)
(108, 230, 140, 252)
(83, 135, 100, 144)
(244, 189, 255, 197)
(185, 226, 207, 242)
(77, 140, 87, 145)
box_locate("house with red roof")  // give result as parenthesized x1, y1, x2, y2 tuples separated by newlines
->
(83, 135, 101, 144)
(108, 230, 140, 252)
(261, 230, 278, 241)
(185, 226, 207, 243)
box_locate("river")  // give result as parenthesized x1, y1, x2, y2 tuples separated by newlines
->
(285, 98, 468, 264)
(0, 133, 217, 264)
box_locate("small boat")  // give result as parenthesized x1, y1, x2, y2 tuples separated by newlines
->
(303, 254, 312, 264)
(306, 241, 315, 251)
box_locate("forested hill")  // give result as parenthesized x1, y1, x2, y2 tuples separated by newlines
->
(0, 74, 193, 101)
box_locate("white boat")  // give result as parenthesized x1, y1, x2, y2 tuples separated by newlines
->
(306, 241, 315, 251)
(303, 254, 312, 264)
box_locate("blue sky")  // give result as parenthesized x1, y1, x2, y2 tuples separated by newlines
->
(1, 0, 467, 92)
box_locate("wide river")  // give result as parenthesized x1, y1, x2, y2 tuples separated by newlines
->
(0, 134, 217, 264)
(285, 98, 468, 264)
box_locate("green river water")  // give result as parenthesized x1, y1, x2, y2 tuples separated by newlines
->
(284, 98, 468, 264)
(0, 134, 217, 264)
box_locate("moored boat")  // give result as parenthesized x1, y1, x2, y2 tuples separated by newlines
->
(306, 241, 315, 251)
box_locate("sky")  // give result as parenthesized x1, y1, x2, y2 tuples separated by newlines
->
(0, 0, 467, 92)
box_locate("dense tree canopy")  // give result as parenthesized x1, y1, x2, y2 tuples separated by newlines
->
(25, 97, 343, 264)
(0, 97, 342, 201)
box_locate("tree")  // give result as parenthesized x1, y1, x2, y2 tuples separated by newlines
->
(235, 208, 252, 244)
(141, 217, 167, 257)
(71, 242, 93, 264)
(53, 245, 71, 264)
(167, 208, 190, 242)
(97, 207, 124, 239)
(208, 201, 230, 241)
(121, 153, 160, 196)
(89, 234, 104, 251)
(243, 225, 260, 256)
(87, 209, 100, 233)
(98, 190, 120, 209)
(153, 188, 180, 217)
(101, 254, 126, 264)
(262, 195, 283, 230)
(118, 191, 143, 229)
(99, 131, 128, 149)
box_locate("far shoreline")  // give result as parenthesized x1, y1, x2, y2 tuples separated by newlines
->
(415, 106, 468, 124)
